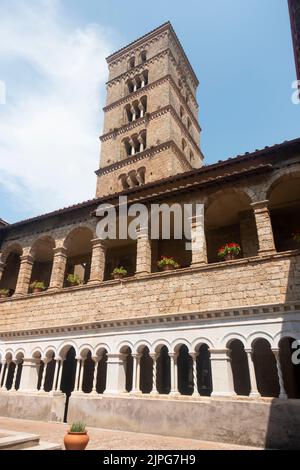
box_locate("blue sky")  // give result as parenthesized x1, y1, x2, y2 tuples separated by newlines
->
(0, 0, 299, 223)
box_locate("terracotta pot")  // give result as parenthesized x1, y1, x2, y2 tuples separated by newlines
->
(32, 288, 44, 293)
(160, 264, 176, 271)
(224, 253, 237, 261)
(113, 273, 125, 280)
(0, 293, 9, 299)
(64, 432, 89, 451)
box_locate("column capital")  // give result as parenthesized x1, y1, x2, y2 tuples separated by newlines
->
(92, 355, 101, 363)
(20, 254, 34, 264)
(250, 200, 270, 211)
(91, 238, 105, 248)
(189, 351, 198, 360)
(53, 246, 67, 257)
(209, 348, 230, 360)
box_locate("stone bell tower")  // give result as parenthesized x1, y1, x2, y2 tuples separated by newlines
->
(95, 22, 204, 197)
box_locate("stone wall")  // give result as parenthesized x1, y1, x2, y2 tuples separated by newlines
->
(68, 394, 300, 449)
(0, 253, 299, 333)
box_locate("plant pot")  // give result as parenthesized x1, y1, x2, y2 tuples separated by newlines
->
(32, 288, 44, 293)
(0, 294, 9, 299)
(224, 253, 237, 261)
(68, 282, 80, 288)
(113, 273, 125, 280)
(160, 265, 176, 271)
(64, 431, 89, 451)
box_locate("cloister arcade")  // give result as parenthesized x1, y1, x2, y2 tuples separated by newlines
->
(0, 169, 299, 297)
(0, 335, 299, 401)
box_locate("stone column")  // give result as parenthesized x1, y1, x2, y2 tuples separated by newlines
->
(14, 254, 33, 295)
(133, 78, 137, 92)
(245, 349, 261, 398)
(272, 349, 288, 399)
(49, 247, 67, 290)
(129, 138, 135, 155)
(251, 200, 276, 256)
(78, 359, 86, 393)
(104, 354, 127, 394)
(52, 359, 60, 392)
(39, 358, 48, 392)
(11, 361, 19, 391)
(138, 102, 144, 118)
(189, 205, 207, 266)
(190, 352, 199, 397)
(138, 134, 144, 152)
(91, 356, 100, 394)
(150, 353, 159, 395)
(56, 359, 64, 392)
(135, 226, 151, 276)
(0, 261, 5, 283)
(1, 362, 9, 390)
(131, 106, 136, 121)
(131, 354, 141, 394)
(169, 353, 179, 395)
(88, 239, 105, 284)
(210, 349, 236, 397)
(73, 357, 81, 392)
(0, 360, 6, 388)
(19, 358, 40, 392)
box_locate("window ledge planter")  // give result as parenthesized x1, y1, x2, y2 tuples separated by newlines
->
(111, 267, 128, 280)
(64, 422, 89, 450)
(218, 243, 241, 262)
(157, 256, 180, 272)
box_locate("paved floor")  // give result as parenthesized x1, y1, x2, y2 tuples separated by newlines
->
(0, 417, 261, 450)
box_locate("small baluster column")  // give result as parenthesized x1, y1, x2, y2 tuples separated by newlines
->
(150, 353, 159, 395)
(56, 358, 64, 392)
(245, 349, 261, 398)
(190, 352, 199, 397)
(130, 354, 141, 394)
(39, 358, 48, 392)
(91, 356, 100, 394)
(52, 358, 60, 392)
(272, 349, 288, 399)
(169, 353, 179, 396)
(11, 361, 19, 391)
(73, 356, 81, 393)
(78, 358, 86, 393)
(1, 361, 10, 390)
(0, 360, 6, 388)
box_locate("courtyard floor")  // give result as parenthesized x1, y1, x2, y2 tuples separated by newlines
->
(0, 416, 261, 450)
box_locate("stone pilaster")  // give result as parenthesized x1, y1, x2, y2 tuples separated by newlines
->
(88, 239, 105, 284)
(251, 200, 276, 256)
(49, 247, 67, 290)
(210, 349, 236, 397)
(135, 226, 151, 276)
(104, 354, 127, 394)
(14, 254, 33, 296)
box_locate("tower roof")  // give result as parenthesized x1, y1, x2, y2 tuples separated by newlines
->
(106, 21, 199, 86)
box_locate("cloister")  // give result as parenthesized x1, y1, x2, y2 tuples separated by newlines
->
(0, 168, 299, 297)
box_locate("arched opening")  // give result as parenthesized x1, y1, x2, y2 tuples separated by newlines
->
(44, 351, 56, 392)
(139, 346, 152, 393)
(279, 337, 300, 399)
(64, 227, 93, 286)
(5, 361, 15, 390)
(128, 57, 135, 69)
(196, 344, 212, 396)
(104, 222, 137, 281)
(122, 138, 132, 158)
(156, 345, 170, 394)
(182, 138, 187, 152)
(180, 106, 184, 119)
(95, 348, 108, 394)
(187, 117, 192, 131)
(81, 350, 94, 394)
(205, 190, 258, 263)
(124, 104, 133, 123)
(120, 346, 133, 392)
(0, 244, 23, 296)
(268, 173, 300, 252)
(14, 353, 24, 391)
(252, 339, 280, 397)
(60, 346, 77, 422)
(140, 96, 147, 117)
(140, 51, 147, 63)
(228, 340, 251, 396)
(29, 236, 55, 292)
(127, 79, 134, 94)
(177, 345, 193, 396)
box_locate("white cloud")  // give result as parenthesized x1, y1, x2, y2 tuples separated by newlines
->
(0, 0, 114, 219)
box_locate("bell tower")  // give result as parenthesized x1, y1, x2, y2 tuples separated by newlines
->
(95, 22, 204, 197)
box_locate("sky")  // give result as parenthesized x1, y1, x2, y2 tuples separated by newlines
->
(0, 0, 299, 223)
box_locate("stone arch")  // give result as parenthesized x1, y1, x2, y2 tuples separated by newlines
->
(30, 347, 43, 358)
(222, 333, 247, 349)
(63, 226, 94, 286)
(94, 343, 111, 356)
(134, 339, 153, 354)
(117, 340, 134, 353)
(171, 338, 192, 354)
(191, 337, 214, 351)
(249, 332, 275, 349)
(152, 339, 171, 353)
(58, 341, 79, 359)
(43, 345, 57, 358)
(265, 166, 300, 201)
(79, 344, 93, 358)
(205, 187, 257, 262)
(0, 243, 23, 295)
(266, 167, 300, 252)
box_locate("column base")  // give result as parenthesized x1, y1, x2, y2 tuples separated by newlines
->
(249, 391, 261, 398)
(279, 393, 288, 400)
(211, 391, 236, 397)
(150, 390, 159, 396)
(130, 389, 142, 396)
(190, 261, 207, 268)
(169, 391, 180, 397)
(258, 249, 276, 256)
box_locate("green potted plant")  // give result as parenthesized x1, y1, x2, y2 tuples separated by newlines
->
(218, 242, 241, 261)
(111, 266, 127, 280)
(0, 288, 9, 299)
(157, 256, 180, 271)
(64, 421, 89, 451)
(292, 232, 300, 245)
(67, 273, 83, 287)
(30, 281, 46, 293)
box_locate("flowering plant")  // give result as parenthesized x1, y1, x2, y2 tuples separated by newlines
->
(292, 232, 300, 244)
(217, 242, 241, 258)
(111, 266, 127, 276)
(30, 281, 45, 291)
(0, 288, 9, 297)
(157, 256, 180, 269)
(67, 273, 83, 286)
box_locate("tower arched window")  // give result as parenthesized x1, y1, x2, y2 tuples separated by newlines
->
(189, 150, 194, 162)
(128, 57, 135, 69)
(180, 106, 184, 120)
(140, 51, 147, 63)
(187, 117, 191, 131)
(182, 139, 187, 152)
